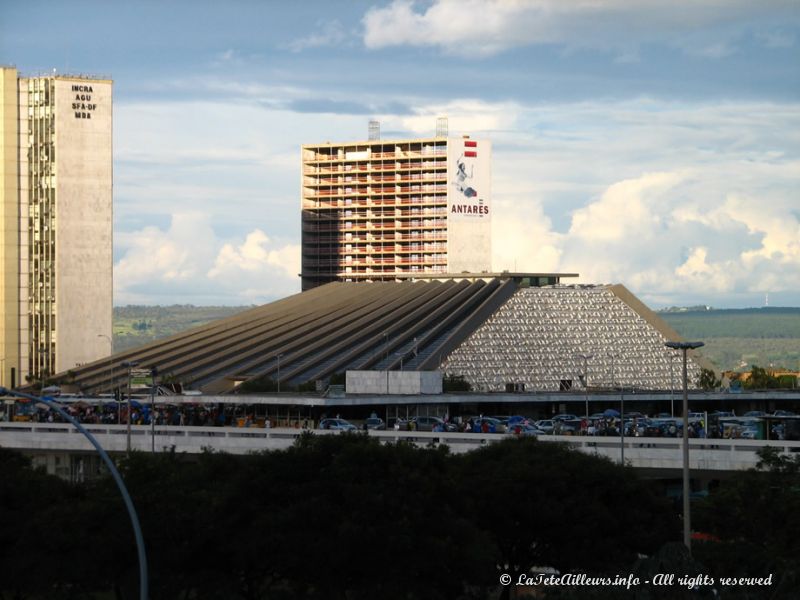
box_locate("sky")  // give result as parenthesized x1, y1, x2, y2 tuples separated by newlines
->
(2, 0, 799, 309)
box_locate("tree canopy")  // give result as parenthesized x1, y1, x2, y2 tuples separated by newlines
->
(1, 436, 681, 599)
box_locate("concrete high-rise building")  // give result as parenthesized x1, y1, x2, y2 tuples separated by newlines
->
(301, 135, 492, 290)
(0, 66, 112, 387)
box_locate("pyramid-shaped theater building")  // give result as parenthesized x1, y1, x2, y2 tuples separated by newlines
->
(55, 274, 701, 395)
(54, 129, 704, 394)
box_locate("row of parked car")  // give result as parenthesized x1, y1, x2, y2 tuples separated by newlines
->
(319, 415, 558, 434)
(318, 415, 458, 432)
(318, 409, 799, 439)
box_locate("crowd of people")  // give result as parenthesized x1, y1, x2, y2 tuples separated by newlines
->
(6, 401, 279, 429)
(4, 401, 790, 441)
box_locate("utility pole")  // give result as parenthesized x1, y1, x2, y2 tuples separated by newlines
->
(121, 360, 139, 455)
(666, 340, 704, 554)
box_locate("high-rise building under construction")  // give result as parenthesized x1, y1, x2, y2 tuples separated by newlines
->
(301, 132, 492, 290)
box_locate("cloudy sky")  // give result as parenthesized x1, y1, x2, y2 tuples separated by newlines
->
(2, 0, 798, 308)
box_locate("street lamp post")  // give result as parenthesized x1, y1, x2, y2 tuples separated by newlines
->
(150, 366, 158, 453)
(665, 340, 704, 555)
(575, 353, 593, 418)
(121, 360, 139, 455)
(669, 353, 680, 417)
(36, 347, 49, 395)
(606, 352, 622, 463)
(275, 353, 284, 393)
(97, 334, 113, 394)
(608, 352, 619, 390)
(620, 386, 625, 465)
(1, 386, 149, 600)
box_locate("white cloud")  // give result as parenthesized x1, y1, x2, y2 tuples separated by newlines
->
(389, 99, 521, 135)
(362, 0, 797, 57)
(674, 247, 735, 292)
(551, 169, 799, 303)
(209, 229, 300, 282)
(568, 171, 682, 243)
(363, 0, 560, 56)
(114, 213, 218, 302)
(491, 197, 563, 273)
(114, 215, 301, 305)
(474, 97, 800, 306)
(287, 19, 348, 52)
(112, 83, 799, 308)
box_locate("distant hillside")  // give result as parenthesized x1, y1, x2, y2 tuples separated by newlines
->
(659, 307, 800, 372)
(112, 304, 800, 373)
(113, 305, 252, 352)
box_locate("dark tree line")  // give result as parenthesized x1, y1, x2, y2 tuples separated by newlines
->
(9, 435, 793, 599)
(691, 447, 800, 599)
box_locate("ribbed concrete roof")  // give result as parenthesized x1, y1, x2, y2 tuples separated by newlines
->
(55, 279, 518, 394)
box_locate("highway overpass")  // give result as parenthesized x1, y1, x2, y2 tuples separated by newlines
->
(2, 421, 798, 481)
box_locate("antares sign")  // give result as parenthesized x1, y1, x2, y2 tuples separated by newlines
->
(448, 138, 490, 220)
(451, 202, 489, 215)
(71, 84, 98, 119)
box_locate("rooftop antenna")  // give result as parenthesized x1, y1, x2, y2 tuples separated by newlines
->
(368, 120, 380, 141)
(436, 116, 448, 137)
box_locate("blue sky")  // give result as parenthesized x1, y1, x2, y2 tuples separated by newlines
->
(3, 0, 799, 308)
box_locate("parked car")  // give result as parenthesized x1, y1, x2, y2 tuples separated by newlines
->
(472, 417, 506, 433)
(318, 418, 357, 431)
(552, 413, 578, 422)
(710, 410, 735, 418)
(740, 425, 761, 440)
(364, 417, 386, 430)
(412, 416, 457, 432)
(744, 411, 767, 417)
(557, 419, 582, 435)
(627, 418, 651, 437)
(773, 410, 796, 417)
(647, 418, 680, 437)
(507, 422, 545, 436)
(535, 419, 556, 434)
(387, 417, 407, 430)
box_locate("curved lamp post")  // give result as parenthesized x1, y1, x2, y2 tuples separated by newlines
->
(0, 386, 148, 599)
(665, 340, 704, 555)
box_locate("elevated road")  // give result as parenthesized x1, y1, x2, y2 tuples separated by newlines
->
(2, 422, 798, 473)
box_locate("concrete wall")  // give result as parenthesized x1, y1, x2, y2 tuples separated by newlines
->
(347, 370, 443, 395)
(16, 78, 29, 382)
(53, 78, 113, 373)
(0, 68, 18, 387)
(3, 422, 798, 474)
